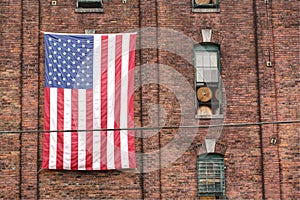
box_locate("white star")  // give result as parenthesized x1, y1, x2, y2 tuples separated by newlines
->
(53, 68, 57, 72)
(68, 48, 71, 51)
(77, 40, 80, 43)
(67, 74, 70, 77)
(48, 38, 52, 41)
(58, 39, 61, 42)
(63, 43, 66, 47)
(49, 55, 52, 58)
(67, 82, 70, 86)
(53, 77, 57, 80)
(58, 73, 61, 76)
(68, 39, 71, 43)
(49, 72, 52, 76)
(48, 81, 52, 84)
(54, 42, 57, 46)
(87, 40, 90, 43)
(72, 44, 76, 47)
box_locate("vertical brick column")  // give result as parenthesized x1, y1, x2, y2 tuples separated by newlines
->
(20, 0, 40, 199)
(0, 0, 22, 199)
(138, 0, 161, 199)
(255, 1, 281, 199)
(271, 1, 300, 199)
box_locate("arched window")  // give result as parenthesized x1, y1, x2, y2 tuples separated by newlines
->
(197, 153, 225, 199)
(194, 44, 222, 118)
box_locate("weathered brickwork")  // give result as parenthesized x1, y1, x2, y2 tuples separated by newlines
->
(0, 0, 299, 199)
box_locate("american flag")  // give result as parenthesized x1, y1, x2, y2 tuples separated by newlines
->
(42, 32, 136, 170)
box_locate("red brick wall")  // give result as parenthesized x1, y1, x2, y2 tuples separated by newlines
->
(0, 0, 299, 199)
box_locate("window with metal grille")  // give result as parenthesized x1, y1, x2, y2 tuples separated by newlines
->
(194, 44, 222, 118)
(198, 154, 225, 199)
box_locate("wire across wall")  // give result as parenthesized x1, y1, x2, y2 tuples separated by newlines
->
(0, 120, 299, 134)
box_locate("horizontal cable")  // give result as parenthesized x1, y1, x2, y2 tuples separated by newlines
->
(0, 120, 299, 134)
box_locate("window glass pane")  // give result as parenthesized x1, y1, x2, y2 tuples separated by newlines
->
(195, 51, 203, 67)
(210, 68, 218, 82)
(196, 67, 204, 82)
(209, 52, 218, 67)
(203, 53, 210, 67)
(203, 69, 211, 82)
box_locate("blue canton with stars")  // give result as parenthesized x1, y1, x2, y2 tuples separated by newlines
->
(44, 34, 94, 89)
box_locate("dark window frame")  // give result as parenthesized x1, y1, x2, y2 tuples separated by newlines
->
(194, 44, 222, 118)
(192, 0, 219, 8)
(75, 0, 104, 13)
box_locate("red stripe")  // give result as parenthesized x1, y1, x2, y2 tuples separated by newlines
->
(56, 88, 64, 169)
(42, 87, 50, 169)
(100, 35, 108, 170)
(128, 34, 136, 168)
(71, 89, 78, 170)
(114, 35, 122, 169)
(86, 89, 93, 170)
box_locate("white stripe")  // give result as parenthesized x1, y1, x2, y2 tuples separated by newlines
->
(63, 89, 72, 170)
(107, 35, 116, 169)
(120, 34, 130, 168)
(78, 89, 86, 170)
(92, 35, 102, 170)
(49, 88, 57, 169)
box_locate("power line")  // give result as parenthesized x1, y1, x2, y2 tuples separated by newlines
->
(0, 120, 299, 134)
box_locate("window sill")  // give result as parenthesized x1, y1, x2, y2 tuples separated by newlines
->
(195, 115, 224, 119)
(192, 8, 220, 13)
(75, 8, 103, 13)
